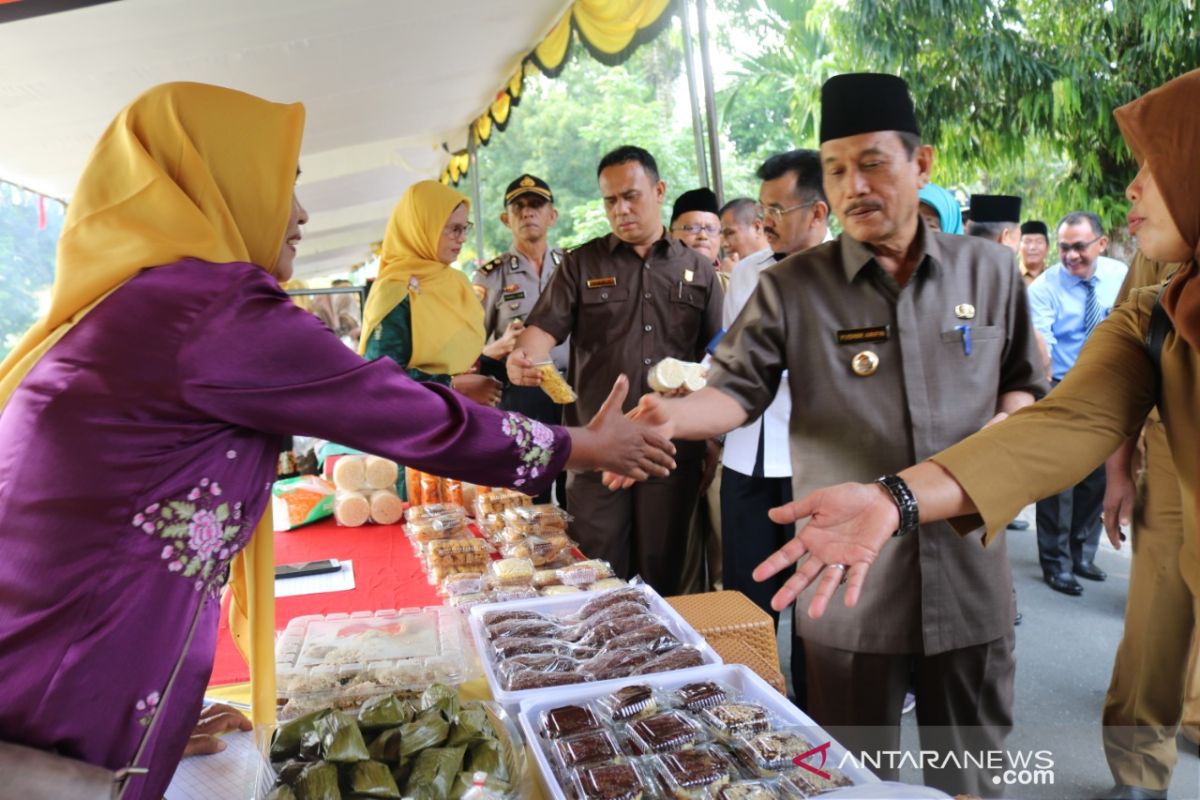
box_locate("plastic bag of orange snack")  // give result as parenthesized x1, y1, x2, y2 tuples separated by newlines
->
(271, 475, 336, 531)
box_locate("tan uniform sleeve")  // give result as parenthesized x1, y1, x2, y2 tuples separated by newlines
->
(706, 268, 787, 421)
(931, 288, 1159, 543)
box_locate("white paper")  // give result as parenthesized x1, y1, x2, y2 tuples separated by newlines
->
(274, 560, 356, 598)
(165, 727, 273, 800)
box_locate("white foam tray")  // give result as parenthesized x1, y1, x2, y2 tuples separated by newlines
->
(517, 663, 882, 800)
(466, 584, 722, 713)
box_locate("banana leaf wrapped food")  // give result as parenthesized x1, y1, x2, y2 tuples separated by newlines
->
(348, 760, 402, 799)
(447, 705, 492, 747)
(465, 737, 510, 785)
(272, 709, 334, 761)
(357, 694, 414, 732)
(449, 771, 510, 798)
(314, 711, 370, 763)
(295, 761, 341, 800)
(398, 707, 451, 758)
(265, 785, 297, 800)
(419, 683, 461, 719)
(366, 727, 404, 764)
(403, 745, 466, 800)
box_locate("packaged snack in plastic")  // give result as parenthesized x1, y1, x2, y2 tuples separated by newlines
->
(673, 681, 730, 712)
(557, 562, 603, 587)
(587, 578, 627, 592)
(541, 585, 582, 596)
(449, 592, 493, 609)
(333, 489, 371, 527)
(501, 503, 571, 533)
(443, 478, 465, 507)
(420, 473, 442, 505)
(368, 488, 404, 525)
(532, 568, 561, 589)
(406, 503, 462, 522)
(580, 648, 654, 681)
(598, 684, 658, 722)
(627, 710, 702, 753)
(552, 729, 621, 770)
(540, 703, 602, 739)
(271, 475, 337, 531)
(570, 762, 652, 800)
(484, 617, 565, 641)
(489, 557, 535, 587)
(441, 572, 486, 597)
(492, 585, 541, 603)
(637, 645, 705, 675)
(408, 511, 469, 542)
(329, 454, 367, 491)
(363, 455, 399, 490)
(535, 361, 577, 404)
(732, 729, 814, 774)
(652, 745, 736, 798)
(700, 703, 771, 738)
(575, 587, 649, 620)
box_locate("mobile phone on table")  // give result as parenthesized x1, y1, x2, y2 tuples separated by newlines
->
(275, 559, 340, 579)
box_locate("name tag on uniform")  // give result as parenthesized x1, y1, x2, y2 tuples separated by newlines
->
(836, 325, 890, 344)
(586, 277, 617, 289)
(502, 291, 526, 302)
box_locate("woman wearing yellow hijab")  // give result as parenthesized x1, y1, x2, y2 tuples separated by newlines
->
(0, 83, 676, 799)
(360, 180, 501, 406)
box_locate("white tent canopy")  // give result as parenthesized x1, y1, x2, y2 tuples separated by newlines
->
(0, 0, 573, 279)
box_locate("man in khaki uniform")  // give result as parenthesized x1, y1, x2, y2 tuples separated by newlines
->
(473, 174, 568, 504)
(508, 146, 723, 595)
(1019, 220, 1051, 286)
(1102, 252, 1189, 798)
(612, 74, 1045, 796)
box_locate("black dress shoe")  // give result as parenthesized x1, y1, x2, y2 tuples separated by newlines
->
(1014, 610, 1023, 625)
(1098, 784, 1167, 799)
(1045, 572, 1084, 596)
(1007, 519, 1030, 530)
(1074, 561, 1108, 581)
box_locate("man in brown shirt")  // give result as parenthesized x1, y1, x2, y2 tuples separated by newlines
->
(508, 146, 723, 595)
(608, 74, 1045, 796)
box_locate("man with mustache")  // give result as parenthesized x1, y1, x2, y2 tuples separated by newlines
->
(473, 174, 569, 504)
(609, 74, 1046, 795)
(756, 149, 829, 259)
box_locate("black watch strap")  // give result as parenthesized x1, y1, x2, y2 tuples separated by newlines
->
(875, 474, 919, 537)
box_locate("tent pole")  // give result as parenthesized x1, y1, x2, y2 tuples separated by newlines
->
(468, 133, 486, 266)
(678, 0, 709, 188)
(695, 0, 723, 206)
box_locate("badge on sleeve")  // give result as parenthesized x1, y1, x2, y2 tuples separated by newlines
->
(472, 284, 487, 303)
(954, 303, 976, 320)
(586, 277, 618, 289)
(851, 350, 880, 377)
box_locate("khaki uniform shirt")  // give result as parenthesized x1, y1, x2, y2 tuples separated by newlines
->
(934, 286, 1199, 594)
(708, 224, 1046, 654)
(1020, 262, 1046, 287)
(473, 248, 569, 372)
(526, 231, 723, 458)
(1114, 253, 1182, 426)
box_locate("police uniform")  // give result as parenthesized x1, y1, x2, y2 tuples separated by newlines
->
(526, 232, 723, 596)
(708, 223, 1046, 796)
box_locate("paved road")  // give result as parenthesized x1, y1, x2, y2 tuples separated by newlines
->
(777, 505, 1200, 799)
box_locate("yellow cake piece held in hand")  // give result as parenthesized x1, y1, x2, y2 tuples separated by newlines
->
(536, 361, 577, 404)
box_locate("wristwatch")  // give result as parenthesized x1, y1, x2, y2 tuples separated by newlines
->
(874, 474, 919, 537)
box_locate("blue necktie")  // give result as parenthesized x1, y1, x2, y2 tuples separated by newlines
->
(1082, 276, 1101, 338)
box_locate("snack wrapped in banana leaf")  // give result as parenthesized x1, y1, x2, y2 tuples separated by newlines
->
(314, 711, 370, 763)
(275, 759, 308, 787)
(536, 361, 577, 403)
(295, 761, 341, 800)
(367, 727, 404, 764)
(419, 683, 461, 720)
(299, 729, 323, 762)
(357, 694, 414, 732)
(402, 746, 466, 800)
(447, 705, 492, 747)
(449, 771, 510, 798)
(465, 737, 509, 784)
(398, 707, 451, 758)
(272, 708, 333, 761)
(349, 760, 402, 799)
(265, 784, 297, 800)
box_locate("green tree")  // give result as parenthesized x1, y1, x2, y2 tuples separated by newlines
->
(0, 183, 63, 359)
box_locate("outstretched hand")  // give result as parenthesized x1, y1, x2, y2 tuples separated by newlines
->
(602, 392, 678, 490)
(582, 375, 677, 481)
(752, 482, 899, 618)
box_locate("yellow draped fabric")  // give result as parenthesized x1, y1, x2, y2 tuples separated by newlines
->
(358, 181, 485, 375)
(0, 81, 304, 730)
(442, 0, 672, 184)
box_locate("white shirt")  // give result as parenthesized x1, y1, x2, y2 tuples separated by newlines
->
(721, 247, 793, 478)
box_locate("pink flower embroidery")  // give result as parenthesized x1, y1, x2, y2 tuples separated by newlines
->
(141, 522, 156, 534)
(210, 482, 222, 496)
(132, 513, 145, 527)
(187, 509, 223, 561)
(187, 487, 201, 501)
(161, 545, 174, 559)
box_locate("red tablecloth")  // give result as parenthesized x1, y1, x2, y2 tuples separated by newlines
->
(211, 517, 441, 685)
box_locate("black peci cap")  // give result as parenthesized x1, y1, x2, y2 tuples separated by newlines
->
(671, 187, 719, 224)
(820, 73, 920, 143)
(969, 194, 1022, 224)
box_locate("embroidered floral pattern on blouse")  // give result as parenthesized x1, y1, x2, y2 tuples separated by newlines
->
(500, 413, 556, 487)
(135, 690, 161, 727)
(133, 481, 246, 596)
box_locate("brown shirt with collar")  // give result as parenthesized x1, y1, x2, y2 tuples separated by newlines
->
(709, 224, 1047, 654)
(527, 231, 723, 457)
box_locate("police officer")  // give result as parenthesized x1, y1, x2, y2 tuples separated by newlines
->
(473, 174, 568, 504)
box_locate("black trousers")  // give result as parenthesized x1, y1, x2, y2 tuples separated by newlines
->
(1036, 462, 1106, 577)
(720, 466, 807, 709)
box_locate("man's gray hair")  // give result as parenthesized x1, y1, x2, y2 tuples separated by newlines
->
(1057, 211, 1105, 237)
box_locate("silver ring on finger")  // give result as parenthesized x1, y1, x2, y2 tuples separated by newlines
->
(828, 563, 849, 585)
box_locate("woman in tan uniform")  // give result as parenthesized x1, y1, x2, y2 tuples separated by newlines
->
(747, 70, 1200, 800)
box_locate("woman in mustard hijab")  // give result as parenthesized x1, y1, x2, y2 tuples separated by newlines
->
(360, 180, 502, 406)
(0, 83, 676, 799)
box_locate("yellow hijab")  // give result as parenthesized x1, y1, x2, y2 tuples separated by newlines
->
(0, 81, 304, 728)
(358, 181, 485, 374)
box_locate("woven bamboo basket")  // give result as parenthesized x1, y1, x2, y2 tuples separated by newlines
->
(666, 590, 787, 695)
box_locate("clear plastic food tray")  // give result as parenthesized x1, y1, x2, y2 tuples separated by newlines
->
(466, 583, 722, 713)
(275, 606, 478, 717)
(517, 663, 882, 800)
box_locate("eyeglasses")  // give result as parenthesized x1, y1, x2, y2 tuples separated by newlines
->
(672, 223, 721, 236)
(1056, 234, 1103, 254)
(444, 222, 474, 239)
(755, 200, 816, 224)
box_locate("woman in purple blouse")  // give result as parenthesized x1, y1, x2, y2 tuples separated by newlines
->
(0, 83, 675, 799)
